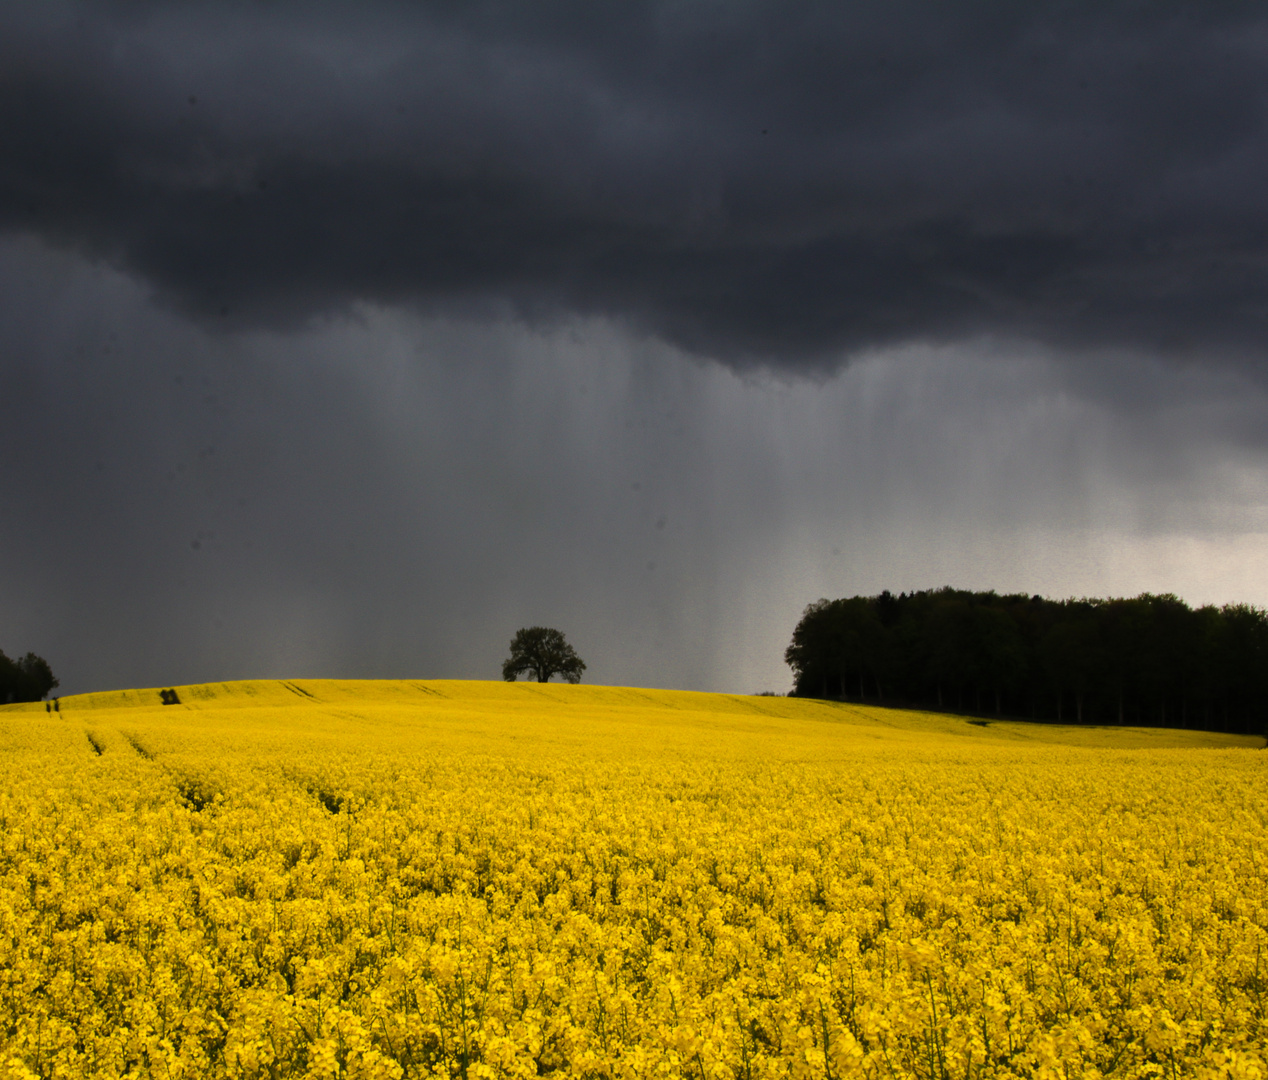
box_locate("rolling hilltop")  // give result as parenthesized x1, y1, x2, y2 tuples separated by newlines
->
(7, 677, 1262, 752)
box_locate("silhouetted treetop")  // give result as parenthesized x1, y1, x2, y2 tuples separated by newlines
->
(0, 650, 59, 704)
(785, 588, 1267, 736)
(502, 627, 586, 684)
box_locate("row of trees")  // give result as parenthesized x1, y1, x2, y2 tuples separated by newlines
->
(0, 650, 58, 704)
(785, 589, 1268, 735)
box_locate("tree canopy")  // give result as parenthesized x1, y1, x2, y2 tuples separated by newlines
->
(0, 650, 59, 704)
(502, 627, 586, 684)
(785, 588, 1268, 735)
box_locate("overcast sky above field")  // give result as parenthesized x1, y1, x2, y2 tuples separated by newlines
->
(3, 1, 1268, 696)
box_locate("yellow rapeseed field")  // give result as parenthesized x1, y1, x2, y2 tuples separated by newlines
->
(1, 679, 1265, 1079)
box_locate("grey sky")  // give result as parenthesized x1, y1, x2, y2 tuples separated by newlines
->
(2, 2, 1267, 695)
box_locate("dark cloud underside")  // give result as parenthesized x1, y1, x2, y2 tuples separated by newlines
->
(3, 1, 1268, 369)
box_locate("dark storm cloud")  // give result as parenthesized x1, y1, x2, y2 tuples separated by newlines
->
(4, 234, 1268, 697)
(3, 1, 1268, 368)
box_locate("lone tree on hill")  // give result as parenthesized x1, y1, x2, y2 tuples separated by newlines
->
(502, 627, 586, 684)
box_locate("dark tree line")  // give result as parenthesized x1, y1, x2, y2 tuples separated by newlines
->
(0, 650, 59, 704)
(785, 589, 1268, 735)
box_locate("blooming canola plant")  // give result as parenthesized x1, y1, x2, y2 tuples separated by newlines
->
(0, 679, 1265, 1078)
